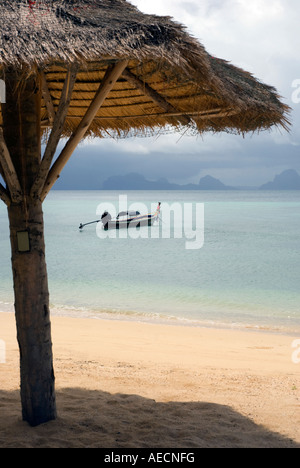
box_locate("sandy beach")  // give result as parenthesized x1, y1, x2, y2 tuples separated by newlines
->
(0, 311, 299, 448)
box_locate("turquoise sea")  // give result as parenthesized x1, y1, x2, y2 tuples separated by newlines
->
(0, 190, 300, 334)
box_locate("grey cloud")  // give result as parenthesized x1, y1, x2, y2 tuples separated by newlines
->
(52, 1, 300, 189)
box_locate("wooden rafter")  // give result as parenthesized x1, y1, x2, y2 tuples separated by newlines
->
(96, 108, 238, 120)
(41, 59, 129, 200)
(40, 108, 237, 127)
(31, 65, 78, 200)
(0, 128, 23, 203)
(122, 68, 191, 126)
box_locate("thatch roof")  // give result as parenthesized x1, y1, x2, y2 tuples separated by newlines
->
(0, 0, 290, 138)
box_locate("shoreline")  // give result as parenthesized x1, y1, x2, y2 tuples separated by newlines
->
(1, 311, 299, 448)
(1, 304, 300, 338)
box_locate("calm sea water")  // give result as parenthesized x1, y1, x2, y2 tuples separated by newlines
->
(1, 190, 300, 334)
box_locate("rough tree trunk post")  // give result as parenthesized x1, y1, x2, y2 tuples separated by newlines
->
(2, 69, 56, 426)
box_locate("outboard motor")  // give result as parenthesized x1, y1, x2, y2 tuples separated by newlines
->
(101, 211, 112, 230)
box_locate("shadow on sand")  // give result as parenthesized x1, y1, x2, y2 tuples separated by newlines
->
(0, 388, 299, 448)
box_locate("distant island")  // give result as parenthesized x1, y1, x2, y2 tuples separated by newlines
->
(259, 169, 300, 190)
(102, 169, 300, 191)
(102, 173, 235, 190)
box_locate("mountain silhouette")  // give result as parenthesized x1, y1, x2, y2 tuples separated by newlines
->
(260, 169, 300, 190)
(102, 173, 234, 190)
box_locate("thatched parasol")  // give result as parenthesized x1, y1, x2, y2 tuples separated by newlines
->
(0, 0, 290, 426)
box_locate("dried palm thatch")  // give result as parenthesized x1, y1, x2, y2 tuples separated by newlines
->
(0, 0, 290, 141)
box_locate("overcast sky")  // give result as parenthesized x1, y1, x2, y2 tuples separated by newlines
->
(55, 0, 300, 188)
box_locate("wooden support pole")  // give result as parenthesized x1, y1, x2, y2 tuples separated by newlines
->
(3, 69, 56, 427)
(122, 68, 191, 126)
(40, 71, 55, 125)
(41, 60, 128, 200)
(0, 161, 5, 181)
(31, 65, 78, 200)
(0, 182, 11, 206)
(0, 128, 23, 203)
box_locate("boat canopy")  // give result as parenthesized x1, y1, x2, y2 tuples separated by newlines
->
(117, 211, 140, 218)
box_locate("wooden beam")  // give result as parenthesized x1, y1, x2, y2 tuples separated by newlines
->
(0, 182, 11, 206)
(40, 108, 237, 124)
(40, 71, 55, 125)
(0, 122, 10, 207)
(0, 128, 23, 203)
(41, 119, 50, 127)
(0, 161, 5, 180)
(31, 65, 78, 200)
(122, 68, 191, 126)
(65, 108, 237, 121)
(41, 60, 128, 200)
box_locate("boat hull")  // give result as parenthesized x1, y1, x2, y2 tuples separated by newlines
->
(103, 214, 157, 231)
